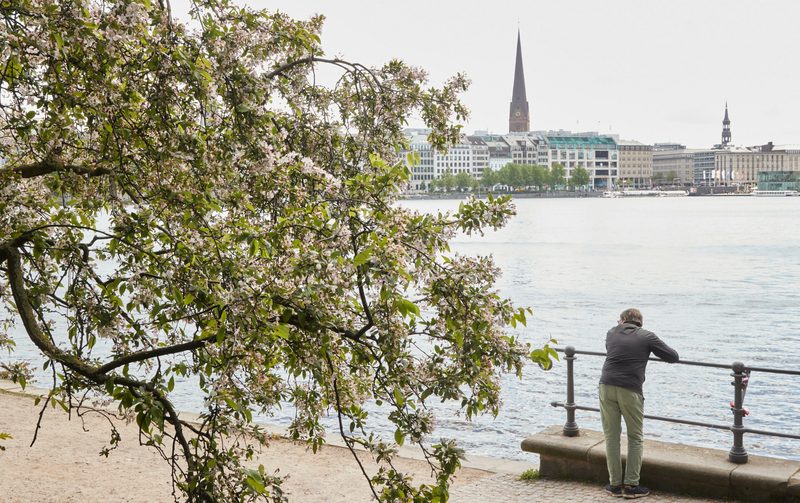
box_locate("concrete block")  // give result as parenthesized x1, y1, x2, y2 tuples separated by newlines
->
(538, 454, 607, 482)
(731, 454, 800, 501)
(521, 426, 606, 482)
(639, 441, 734, 498)
(520, 425, 604, 461)
(521, 427, 800, 501)
(787, 470, 800, 498)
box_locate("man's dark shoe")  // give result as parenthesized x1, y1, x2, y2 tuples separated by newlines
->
(605, 484, 623, 497)
(623, 485, 650, 499)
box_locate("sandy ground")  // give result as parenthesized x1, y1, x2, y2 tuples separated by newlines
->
(0, 390, 490, 502)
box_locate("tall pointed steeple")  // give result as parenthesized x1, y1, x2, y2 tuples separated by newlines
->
(509, 30, 530, 133)
(721, 102, 731, 146)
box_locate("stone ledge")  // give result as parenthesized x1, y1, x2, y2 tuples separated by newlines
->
(521, 425, 800, 501)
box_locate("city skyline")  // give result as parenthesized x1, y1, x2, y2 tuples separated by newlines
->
(173, 0, 800, 149)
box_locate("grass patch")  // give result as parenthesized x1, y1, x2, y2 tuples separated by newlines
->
(519, 468, 540, 481)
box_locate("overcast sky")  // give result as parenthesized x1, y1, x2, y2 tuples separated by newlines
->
(177, 0, 800, 148)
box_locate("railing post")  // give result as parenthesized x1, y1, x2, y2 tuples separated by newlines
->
(729, 361, 748, 464)
(563, 346, 580, 437)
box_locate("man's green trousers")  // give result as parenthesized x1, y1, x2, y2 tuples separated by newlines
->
(599, 383, 644, 486)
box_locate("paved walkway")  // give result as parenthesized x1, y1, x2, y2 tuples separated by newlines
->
(450, 474, 728, 503)
(0, 380, 733, 502)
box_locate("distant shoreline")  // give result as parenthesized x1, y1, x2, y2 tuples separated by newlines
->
(401, 190, 754, 200)
(401, 191, 601, 200)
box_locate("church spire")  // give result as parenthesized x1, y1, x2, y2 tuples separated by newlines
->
(721, 102, 731, 146)
(509, 30, 530, 133)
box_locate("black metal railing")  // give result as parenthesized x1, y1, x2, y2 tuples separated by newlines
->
(550, 346, 800, 464)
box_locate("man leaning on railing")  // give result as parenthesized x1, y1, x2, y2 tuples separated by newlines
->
(599, 308, 679, 499)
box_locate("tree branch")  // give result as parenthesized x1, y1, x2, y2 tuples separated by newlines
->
(94, 334, 216, 375)
(264, 56, 381, 86)
(0, 235, 34, 265)
(274, 295, 372, 343)
(6, 246, 199, 484)
(7, 247, 98, 376)
(325, 351, 379, 501)
(8, 157, 113, 179)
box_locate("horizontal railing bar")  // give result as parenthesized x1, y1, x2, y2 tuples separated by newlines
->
(552, 402, 730, 430)
(554, 348, 800, 376)
(551, 402, 800, 440)
(742, 427, 800, 440)
(743, 366, 800, 376)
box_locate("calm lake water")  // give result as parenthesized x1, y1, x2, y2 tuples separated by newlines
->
(6, 196, 800, 462)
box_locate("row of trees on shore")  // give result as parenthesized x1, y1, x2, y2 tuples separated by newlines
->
(430, 163, 591, 191)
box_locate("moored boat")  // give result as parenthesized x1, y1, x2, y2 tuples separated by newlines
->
(751, 190, 800, 197)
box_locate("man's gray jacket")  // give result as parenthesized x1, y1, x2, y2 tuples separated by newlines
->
(599, 322, 679, 395)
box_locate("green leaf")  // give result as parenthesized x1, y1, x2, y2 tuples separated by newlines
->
(394, 428, 405, 446)
(397, 298, 420, 318)
(245, 469, 266, 494)
(249, 238, 260, 257)
(353, 248, 371, 267)
(274, 325, 290, 340)
(393, 387, 405, 407)
(245, 476, 265, 494)
(3, 55, 22, 85)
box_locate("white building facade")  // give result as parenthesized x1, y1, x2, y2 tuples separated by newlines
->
(404, 131, 489, 191)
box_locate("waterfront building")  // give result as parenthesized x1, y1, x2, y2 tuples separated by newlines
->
(704, 105, 800, 186)
(403, 130, 655, 191)
(655, 141, 800, 188)
(404, 130, 435, 191)
(538, 132, 619, 189)
(469, 134, 542, 170)
(713, 143, 800, 186)
(403, 130, 489, 191)
(757, 171, 800, 191)
(652, 143, 697, 186)
(693, 150, 716, 186)
(477, 135, 511, 170)
(651, 106, 800, 188)
(617, 140, 653, 189)
(503, 134, 542, 166)
(509, 31, 530, 133)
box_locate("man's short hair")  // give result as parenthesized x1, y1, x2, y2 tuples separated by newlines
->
(620, 308, 643, 326)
